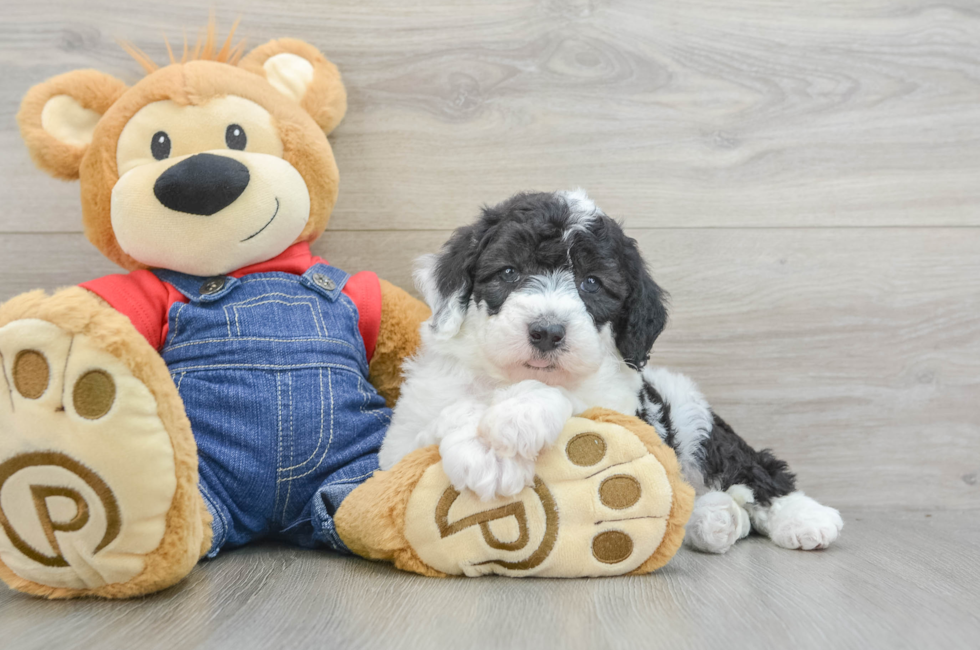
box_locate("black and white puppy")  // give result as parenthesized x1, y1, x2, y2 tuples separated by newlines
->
(379, 190, 843, 553)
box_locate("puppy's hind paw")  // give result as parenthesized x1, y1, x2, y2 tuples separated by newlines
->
(763, 492, 843, 550)
(685, 490, 751, 554)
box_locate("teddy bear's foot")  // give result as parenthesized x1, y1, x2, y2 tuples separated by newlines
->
(0, 289, 208, 598)
(337, 408, 694, 578)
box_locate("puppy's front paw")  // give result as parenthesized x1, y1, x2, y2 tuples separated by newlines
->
(479, 383, 574, 460)
(765, 492, 843, 550)
(439, 434, 535, 501)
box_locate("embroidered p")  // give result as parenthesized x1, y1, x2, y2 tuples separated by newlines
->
(0, 452, 121, 567)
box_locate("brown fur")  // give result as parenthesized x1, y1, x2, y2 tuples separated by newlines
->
(18, 40, 346, 270)
(335, 446, 447, 577)
(120, 17, 248, 73)
(16, 71, 127, 181)
(336, 409, 693, 578)
(369, 281, 432, 407)
(239, 38, 348, 136)
(0, 287, 210, 599)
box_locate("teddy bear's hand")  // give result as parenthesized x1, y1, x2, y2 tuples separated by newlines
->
(0, 289, 207, 599)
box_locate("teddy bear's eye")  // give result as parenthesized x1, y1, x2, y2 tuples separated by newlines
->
(225, 124, 247, 151)
(151, 131, 171, 160)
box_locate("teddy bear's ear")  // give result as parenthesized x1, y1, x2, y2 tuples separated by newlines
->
(17, 70, 128, 180)
(239, 38, 347, 135)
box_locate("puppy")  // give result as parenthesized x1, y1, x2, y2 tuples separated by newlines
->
(380, 190, 843, 554)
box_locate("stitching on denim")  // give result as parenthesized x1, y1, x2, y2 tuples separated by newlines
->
(357, 375, 391, 427)
(199, 481, 229, 551)
(161, 337, 358, 354)
(168, 301, 188, 345)
(285, 368, 336, 482)
(337, 290, 358, 324)
(280, 367, 327, 474)
(224, 290, 313, 303)
(237, 276, 297, 285)
(232, 299, 324, 338)
(175, 371, 185, 393)
(337, 292, 369, 371)
(161, 362, 362, 373)
(281, 372, 295, 521)
(325, 469, 376, 485)
(226, 291, 309, 304)
(273, 372, 284, 517)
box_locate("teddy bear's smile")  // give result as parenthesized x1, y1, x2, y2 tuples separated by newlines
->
(240, 197, 280, 242)
(102, 95, 316, 276)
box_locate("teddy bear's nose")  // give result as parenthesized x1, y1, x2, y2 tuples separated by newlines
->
(153, 153, 250, 216)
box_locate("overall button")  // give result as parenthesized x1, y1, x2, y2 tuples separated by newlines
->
(199, 277, 226, 295)
(312, 273, 336, 291)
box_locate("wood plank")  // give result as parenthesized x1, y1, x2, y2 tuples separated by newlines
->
(323, 228, 980, 512)
(1, 509, 977, 650)
(3, 0, 980, 231)
(1, 228, 977, 511)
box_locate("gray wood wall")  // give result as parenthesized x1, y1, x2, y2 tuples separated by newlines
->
(2, 0, 978, 511)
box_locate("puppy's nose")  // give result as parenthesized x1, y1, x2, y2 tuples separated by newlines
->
(528, 322, 566, 352)
(153, 153, 250, 216)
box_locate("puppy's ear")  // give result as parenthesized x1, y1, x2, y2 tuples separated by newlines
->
(414, 224, 482, 339)
(17, 70, 128, 180)
(614, 237, 668, 369)
(239, 38, 347, 134)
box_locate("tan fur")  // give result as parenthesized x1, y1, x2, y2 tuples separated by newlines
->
(577, 408, 695, 575)
(120, 16, 248, 73)
(335, 446, 447, 577)
(369, 280, 432, 407)
(0, 288, 210, 599)
(16, 70, 127, 180)
(18, 41, 345, 270)
(239, 38, 348, 135)
(336, 409, 693, 578)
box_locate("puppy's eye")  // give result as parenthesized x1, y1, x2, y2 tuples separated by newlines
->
(499, 268, 520, 283)
(225, 124, 247, 150)
(151, 131, 171, 160)
(580, 276, 601, 293)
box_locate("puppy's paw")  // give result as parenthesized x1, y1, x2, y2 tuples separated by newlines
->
(763, 492, 843, 550)
(439, 434, 535, 501)
(479, 382, 574, 460)
(685, 490, 751, 554)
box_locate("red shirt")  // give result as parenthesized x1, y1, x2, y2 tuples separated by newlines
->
(81, 243, 382, 361)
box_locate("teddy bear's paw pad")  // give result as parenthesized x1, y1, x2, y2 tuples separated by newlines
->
(0, 319, 177, 591)
(403, 417, 675, 577)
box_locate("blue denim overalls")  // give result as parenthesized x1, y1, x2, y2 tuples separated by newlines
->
(153, 263, 390, 556)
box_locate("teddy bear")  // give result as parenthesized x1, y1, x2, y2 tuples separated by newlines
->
(0, 25, 693, 598)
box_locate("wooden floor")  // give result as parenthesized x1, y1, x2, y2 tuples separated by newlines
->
(1, 0, 979, 647)
(0, 509, 977, 650)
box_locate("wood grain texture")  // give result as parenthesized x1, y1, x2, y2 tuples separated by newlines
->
(2, 1, 980, 645)
(0, 509, 977, 650)
(1, 228, 977, 510)
(3, 1, 980, 231)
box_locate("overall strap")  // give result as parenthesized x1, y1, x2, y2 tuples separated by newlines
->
(299, 263, 350, 302)
(152, 269, 240, 304)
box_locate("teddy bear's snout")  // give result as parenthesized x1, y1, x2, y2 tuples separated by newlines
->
(153, 153, 251, 216)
